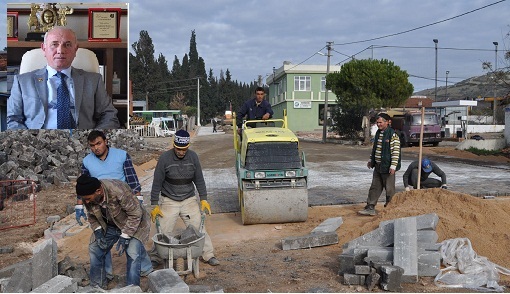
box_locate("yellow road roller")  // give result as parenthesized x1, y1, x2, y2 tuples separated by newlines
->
(233, 112, 308, 225)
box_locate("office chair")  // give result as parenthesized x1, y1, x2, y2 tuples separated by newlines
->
(19, 48, 100, 74)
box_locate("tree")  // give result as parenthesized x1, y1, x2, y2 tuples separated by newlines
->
(327, 58, 414, 143)
(129, 30, 160, 109)
(130, 29, 255, 126)
(482, 30, 510, 115)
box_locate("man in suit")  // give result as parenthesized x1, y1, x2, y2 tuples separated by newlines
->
(7, 26, 119, 129)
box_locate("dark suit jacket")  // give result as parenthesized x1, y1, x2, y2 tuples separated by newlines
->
(7, 67, 120, 129)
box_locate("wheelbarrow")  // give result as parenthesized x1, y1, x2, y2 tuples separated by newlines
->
(152, 213, 206, 278)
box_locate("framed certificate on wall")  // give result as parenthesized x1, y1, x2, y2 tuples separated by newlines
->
(88, 8, 121, 42)
(7, 12, 18, 41)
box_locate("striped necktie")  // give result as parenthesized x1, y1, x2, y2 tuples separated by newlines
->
(55, 72, 74, 129)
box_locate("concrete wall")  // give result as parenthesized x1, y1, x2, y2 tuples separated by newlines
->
(456, 138, 507, 151)
(444, 124, 505, 136)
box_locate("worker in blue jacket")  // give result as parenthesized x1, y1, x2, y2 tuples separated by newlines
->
(403, 158, 447, 190)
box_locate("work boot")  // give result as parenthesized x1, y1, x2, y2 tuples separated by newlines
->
(201, 256, 220, 266)
(358, 205, 376, 216)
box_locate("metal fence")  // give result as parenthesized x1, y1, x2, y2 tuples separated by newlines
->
(129, 125, 157, 137)
(0, 180, 37, 231)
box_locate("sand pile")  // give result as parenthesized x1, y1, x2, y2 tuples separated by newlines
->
(342, 189, 510, 269)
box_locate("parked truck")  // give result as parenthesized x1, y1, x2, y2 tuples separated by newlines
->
(387, 110, 442, 147)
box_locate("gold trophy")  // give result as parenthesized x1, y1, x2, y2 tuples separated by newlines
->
(26, 3, 73, 41)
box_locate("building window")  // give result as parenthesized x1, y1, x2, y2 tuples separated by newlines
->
(321, 77, 327, 92)
(294, 76, 310, 91)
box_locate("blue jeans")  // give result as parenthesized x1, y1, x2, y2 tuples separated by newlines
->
(89, 226, 152, 288)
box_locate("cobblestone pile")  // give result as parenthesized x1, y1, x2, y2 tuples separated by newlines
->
(0, 129, 149, 187)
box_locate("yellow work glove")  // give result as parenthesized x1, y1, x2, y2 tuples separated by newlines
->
(200, 200, 211, 215)
(150, 205, 163, 223)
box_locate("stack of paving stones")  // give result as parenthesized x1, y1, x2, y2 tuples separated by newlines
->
(0, 129, 150, 187)
(0, 238, 224, 292)
(338, 213, 441, 291)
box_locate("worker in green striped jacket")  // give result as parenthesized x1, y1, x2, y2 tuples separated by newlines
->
(359, 113, 401, 216)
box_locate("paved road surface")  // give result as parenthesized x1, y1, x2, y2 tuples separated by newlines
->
(140, 126, 510, 213)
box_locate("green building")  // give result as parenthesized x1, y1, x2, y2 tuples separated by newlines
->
(266, 63, 342, 132)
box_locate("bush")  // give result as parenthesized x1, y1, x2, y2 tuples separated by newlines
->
(465, 147, 501, 156)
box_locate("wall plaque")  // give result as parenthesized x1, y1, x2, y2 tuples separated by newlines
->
(88, 8, 121, 42)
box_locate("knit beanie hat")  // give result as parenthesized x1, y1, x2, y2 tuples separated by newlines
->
(76, 174, 101, 196)
(174, 130, 190, 149)
(377, 113, 391, 122)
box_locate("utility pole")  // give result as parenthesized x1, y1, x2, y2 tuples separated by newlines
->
(445, 71, 449, 101)
(322, 42, 333, 144)
(433, 39, 438, 101)
(197, 77, 201, 126)
(493, 41, 498, 124)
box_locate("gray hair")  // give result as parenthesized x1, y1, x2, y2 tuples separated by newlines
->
(43, 27, 77, 45)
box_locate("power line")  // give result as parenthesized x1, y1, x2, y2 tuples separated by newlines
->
(334, 0, 506, 46)
(286, 0, 505, 71)
(371, 45, 495, 52)
(284, 45, 327, 72)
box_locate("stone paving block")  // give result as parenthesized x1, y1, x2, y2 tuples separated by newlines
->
(342, 223, 394, 249)
(343, 273, 363, 285)
(338, 253, 355, 275)
(4, 258, 32, 293)
(417, 230, 438, 244)
(148, 269, 189, 293)
(417, 250, 441, 277)
(0, 258, 31, 279)
(352, 247, 369, 265)
(366, 268, 381, 291)
(367, 247, 393, 262)
(393, 217, 418, 283)
(114, 285, 143, 292)
(282, 232, 338, 250)
(379, 213, 439, 231)
(179, 225, 201, 244)
(380, 265, 404, 292)
(354, 265, 371, 275)
(310, 217, 343, 234)
(32, 238, 58, 289)
(31, 275, 78, 293)
(369, 260, 393, 279)
(419, 243, 441, 251)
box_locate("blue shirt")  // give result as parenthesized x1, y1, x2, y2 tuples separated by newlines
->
(82, 147, 141, 194)
(236, 98, 273, 127)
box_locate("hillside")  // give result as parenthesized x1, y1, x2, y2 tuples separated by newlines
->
(414, 73, 509, 103)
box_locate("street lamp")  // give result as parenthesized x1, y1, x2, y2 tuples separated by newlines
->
(445, 71, 449, 101)
(433, 39, 438, 101)
(493, 42, 498, 71)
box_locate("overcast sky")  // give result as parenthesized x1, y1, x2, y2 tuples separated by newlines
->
(2, 0, 509, 92)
